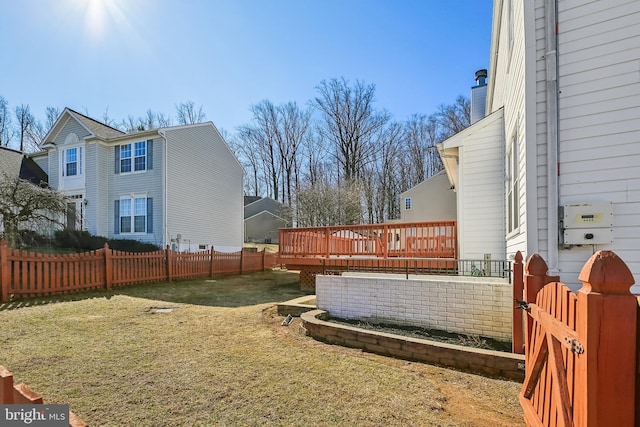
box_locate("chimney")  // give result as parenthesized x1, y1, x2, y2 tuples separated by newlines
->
(470, 69, 488, 124)
(475, 69, 488, 86)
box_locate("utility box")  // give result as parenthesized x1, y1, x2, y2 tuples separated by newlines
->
(563, 202, 613, 245)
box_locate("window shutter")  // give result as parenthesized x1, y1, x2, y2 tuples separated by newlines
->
(114, 200, 120, 234)
(114, 145, 120, 174)
(147, 139, 153, 170)
(146, 198, 153, 233)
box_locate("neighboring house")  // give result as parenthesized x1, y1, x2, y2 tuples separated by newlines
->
(399, 170, 456, 223)
(243, 196, 287, 244)
(438, 0, 640, 288)
(35, 108, 244, 252)
(0, 146, 48, 185)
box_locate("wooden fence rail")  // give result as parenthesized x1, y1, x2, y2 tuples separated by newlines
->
(0, 241, 280, 303)
(517, 251, 637, 426)
(1, 365, 87, 426)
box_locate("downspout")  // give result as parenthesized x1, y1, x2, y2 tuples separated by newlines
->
(545, 0, 560, 274)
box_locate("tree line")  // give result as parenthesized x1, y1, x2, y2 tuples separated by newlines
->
(0, 77, 469, 227)
(232, 78, 469, 226)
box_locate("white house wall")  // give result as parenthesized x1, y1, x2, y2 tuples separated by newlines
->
(490, 0, 530, 261)
(458, 111, 506, 261)
(555, 0, 640, 288)
(164, 124, 243, 252)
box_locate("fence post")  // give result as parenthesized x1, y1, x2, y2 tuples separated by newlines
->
(240, 248, 244, 274)
(573, 251, 636, 426)
(524, 254, 560, 342)
(0, 241, 9, 303)
(382, 224, 388, 258)
(325, 227, 331, 258)
(166, 245, 172, 281)
(262, 249, 266, 271)
(512, 251, 524, 354)
(103, 243, 112, 290)
(209, 246, 215, 277)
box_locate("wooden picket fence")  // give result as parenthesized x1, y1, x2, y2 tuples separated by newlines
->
(512, 250, 638, 426)
(1, 365, 87, 426)
(0, 241, 281, 302)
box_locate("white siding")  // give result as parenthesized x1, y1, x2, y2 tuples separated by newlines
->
(491, 0, 530, 261)
(555, 0, 640, 288)
(165, 123, 244, 252)
(458, 110, 506, 260)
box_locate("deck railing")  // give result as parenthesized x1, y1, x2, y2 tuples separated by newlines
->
(279, 221, 457, 258)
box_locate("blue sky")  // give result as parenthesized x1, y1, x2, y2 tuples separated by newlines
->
(2, 0, 493, 134)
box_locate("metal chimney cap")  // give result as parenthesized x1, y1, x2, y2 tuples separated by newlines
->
(475, 69, 488, 80)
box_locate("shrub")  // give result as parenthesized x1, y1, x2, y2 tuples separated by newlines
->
(54, 230, 107, 251)
(107, 239, 161, 253)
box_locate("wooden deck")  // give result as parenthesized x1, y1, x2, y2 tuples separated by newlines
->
(278, 221, 457, 290)
(279, 221, 457, 259)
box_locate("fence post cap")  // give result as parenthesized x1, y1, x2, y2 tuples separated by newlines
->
(514, 251, 523, 263)
(579, 250, 635, 294)
(525, 253, 548, 276)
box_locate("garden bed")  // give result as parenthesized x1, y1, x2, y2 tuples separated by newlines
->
(328, 317, 512, 352)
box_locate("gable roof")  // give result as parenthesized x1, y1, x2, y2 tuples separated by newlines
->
(67, 108, 125, 139)
(244, 197, 285, 219)
(42, 108, 125, 147)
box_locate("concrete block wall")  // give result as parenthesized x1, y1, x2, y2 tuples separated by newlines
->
(315, 273, 512, 341)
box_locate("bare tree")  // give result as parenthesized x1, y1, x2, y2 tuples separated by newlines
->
(403, 114, 442, 187)
(296, 180, 361, 227)
(0, 96, 14, 147)
(176, 101, 206, 125)
(45, 106, 62, 131)
(237, 100, 282, 200)
(15, 104, 36, 152)
(312, 78, 390, 182)
(0, 174, 67, 247)
(436, 95, 470, 140)
(276, 102, 311, 205)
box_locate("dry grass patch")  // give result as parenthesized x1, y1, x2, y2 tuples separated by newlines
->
(0, 271, 523, 426)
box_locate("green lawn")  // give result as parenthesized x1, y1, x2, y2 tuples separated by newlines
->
(0, 271, 523, 426)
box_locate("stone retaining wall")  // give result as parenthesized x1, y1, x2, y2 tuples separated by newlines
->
(301, 309, 525, 381)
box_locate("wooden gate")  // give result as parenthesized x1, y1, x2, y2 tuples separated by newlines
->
(519, 251, 637, 426)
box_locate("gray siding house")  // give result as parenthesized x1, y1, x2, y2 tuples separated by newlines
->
(243, 196, 287, 244)
(38, 108, 244, 252)
(399, 171, 456, 224)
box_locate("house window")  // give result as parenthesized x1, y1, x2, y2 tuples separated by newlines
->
(119, 196, 147, 233)
(115, 196, 153, 234)
(120, 144, 132, 173)
(405, 198, 412, 210)
(507, 136, 519, 234)
(62, 147, 82, 177)
(120, 141, 147, 173)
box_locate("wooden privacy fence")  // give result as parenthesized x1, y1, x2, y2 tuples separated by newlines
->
(279, 221, 457, 259)
(513, 251, 637, 426)
(1, 365, 87, 426)
(0, 241, 280, 302)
